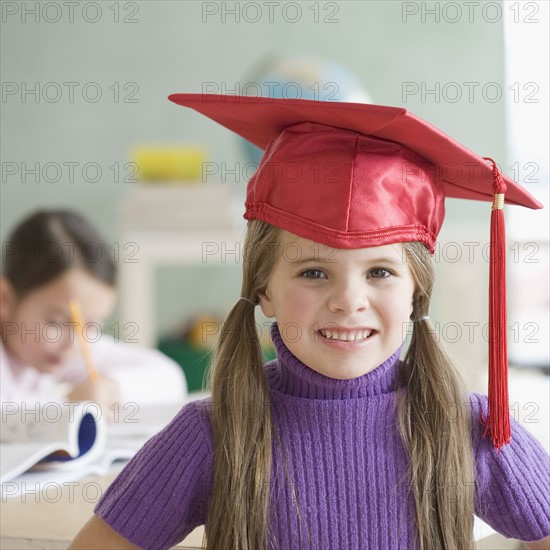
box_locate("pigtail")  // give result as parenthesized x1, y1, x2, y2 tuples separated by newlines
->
(397, 242, 475, 550)
(205, 299, 272, 549)
(204, 221, 281, 550)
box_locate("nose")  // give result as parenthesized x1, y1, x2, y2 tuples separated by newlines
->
(327, 278, 369, 314)
(59, 323, 77, 352)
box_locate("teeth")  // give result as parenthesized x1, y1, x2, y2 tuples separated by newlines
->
(320, 329, 372, 341)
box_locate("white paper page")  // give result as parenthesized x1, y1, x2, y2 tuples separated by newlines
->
(0, 402, 104, 483)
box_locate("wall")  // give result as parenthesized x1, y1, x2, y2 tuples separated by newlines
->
(2, 0, 512, 389)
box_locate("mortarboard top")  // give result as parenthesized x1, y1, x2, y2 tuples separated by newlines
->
(168, 94, 541, 207)
(168, 93, 543, 451)
(168, 94, 541, 253)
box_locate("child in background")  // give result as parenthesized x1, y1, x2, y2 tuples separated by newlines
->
(70, 96, 549, 549)
(0, 210, 187, 417)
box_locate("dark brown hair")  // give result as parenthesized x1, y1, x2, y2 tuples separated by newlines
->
(3, 210, 116, 297)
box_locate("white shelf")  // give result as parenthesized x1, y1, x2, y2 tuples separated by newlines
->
(118, 185, 246, 347)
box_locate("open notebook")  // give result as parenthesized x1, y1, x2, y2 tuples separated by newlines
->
(0, 400, 188, 496)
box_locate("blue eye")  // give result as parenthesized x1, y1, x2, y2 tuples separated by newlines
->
(369, 268, 392, 279)
(301, 269, 326, 279)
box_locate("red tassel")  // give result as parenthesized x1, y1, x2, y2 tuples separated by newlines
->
(481, 158, 510, 452)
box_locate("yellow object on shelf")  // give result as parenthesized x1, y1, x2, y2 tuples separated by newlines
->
(188, 315, 223, 349)
(132, 146, 206, 182)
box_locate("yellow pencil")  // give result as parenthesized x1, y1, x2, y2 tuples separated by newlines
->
(69, 299, 99, 383)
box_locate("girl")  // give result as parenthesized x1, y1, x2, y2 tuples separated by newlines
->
(70, 96, 549, 549)
(1, 209, 187, 416)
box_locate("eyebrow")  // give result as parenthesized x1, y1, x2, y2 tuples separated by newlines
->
(289, 256, 405, 266)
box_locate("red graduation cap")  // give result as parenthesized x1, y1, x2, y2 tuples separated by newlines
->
(168, 93, 543, 450)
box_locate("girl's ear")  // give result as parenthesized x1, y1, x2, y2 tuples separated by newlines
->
(257, 289, 275, 318)
(0, 276, 16, 321)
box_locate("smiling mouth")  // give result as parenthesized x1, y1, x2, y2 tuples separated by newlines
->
(318, 328, 376, 342)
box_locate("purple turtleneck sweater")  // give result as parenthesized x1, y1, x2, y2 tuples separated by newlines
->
(95, 323, 550, 549)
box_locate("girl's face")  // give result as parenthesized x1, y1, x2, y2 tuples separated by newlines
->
(259, 231, 415, 380)
(0, 268, 116, 373)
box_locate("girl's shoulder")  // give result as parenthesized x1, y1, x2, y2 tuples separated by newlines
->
(94, 395, 214, 549)
(466, 392, 489, 421)
(174, 395, 213, 433)
(466, 391, 549, 461)
(466, 392, 550, 542)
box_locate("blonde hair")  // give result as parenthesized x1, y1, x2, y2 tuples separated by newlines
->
(204, 220, 282, 549)
(203, 222, 475, 550)
(398, 242, 475, 549)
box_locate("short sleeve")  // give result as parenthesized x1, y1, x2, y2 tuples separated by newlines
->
(94, 399, 213, 550)
(470, 392, 550, 543)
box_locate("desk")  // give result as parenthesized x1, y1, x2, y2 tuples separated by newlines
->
(0, 473, 525, 550)
(0, 399, 210, 549)
(0, 473, 204, 549)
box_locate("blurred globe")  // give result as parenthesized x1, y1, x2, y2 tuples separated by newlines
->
(240, 54, 373, 165)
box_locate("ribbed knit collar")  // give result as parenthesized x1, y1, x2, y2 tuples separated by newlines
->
(267, 322, 403, 400)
